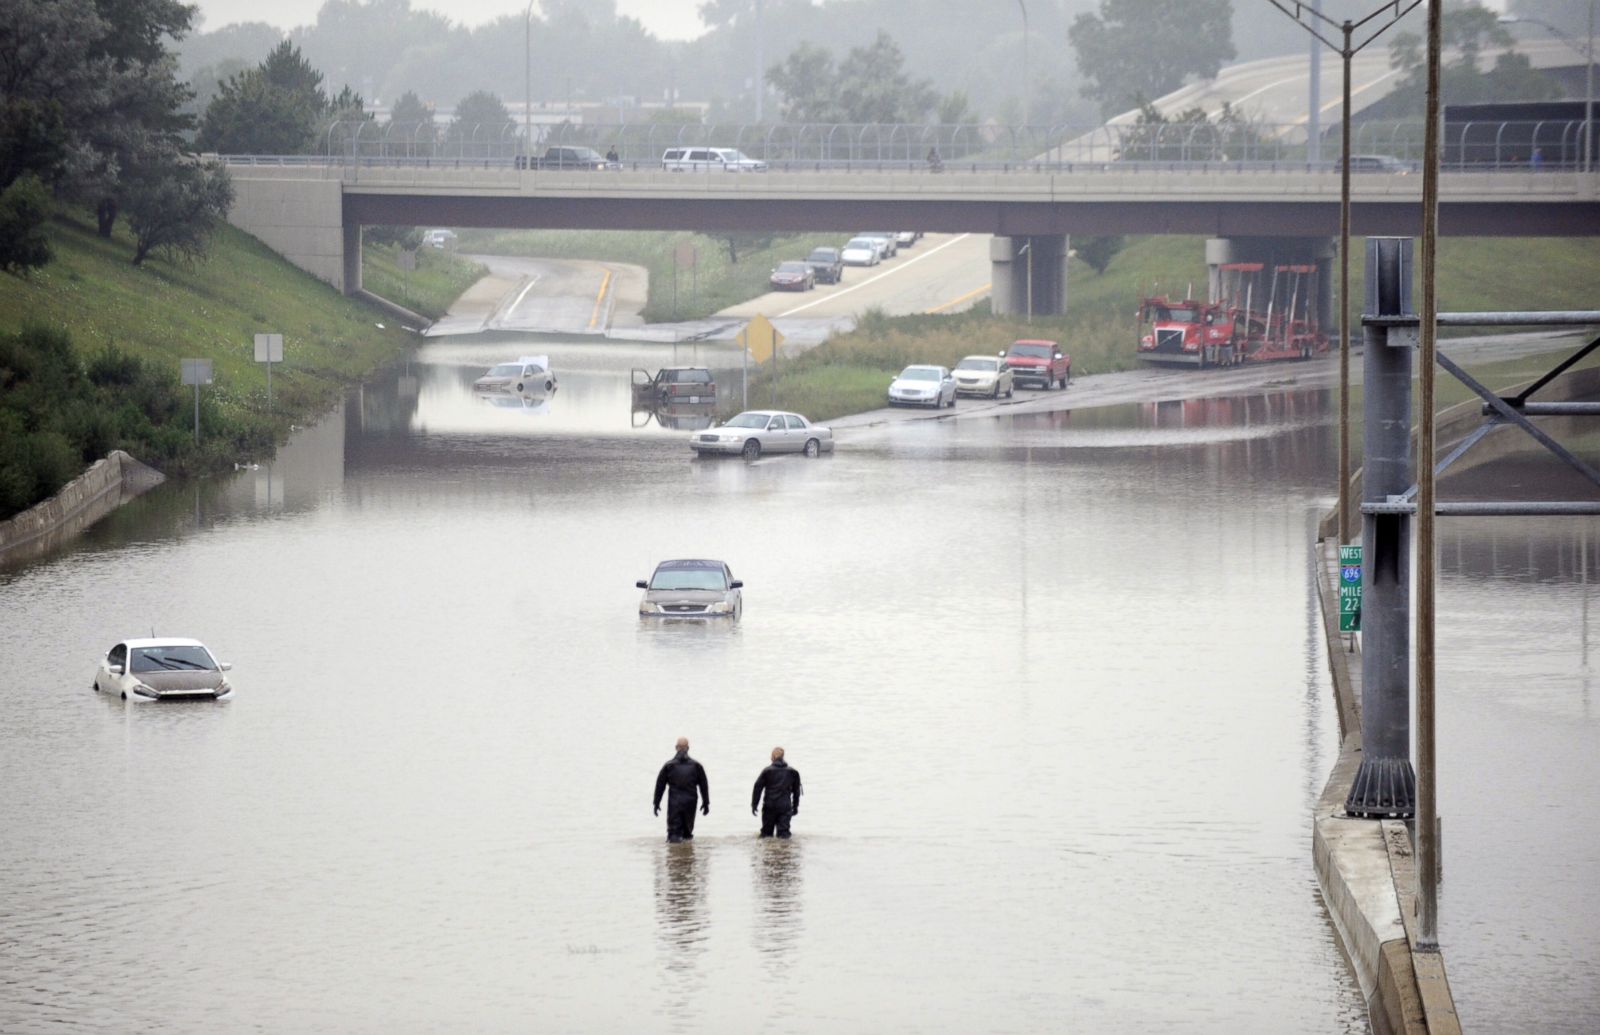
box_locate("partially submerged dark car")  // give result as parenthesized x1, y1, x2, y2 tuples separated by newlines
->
(637, 559, 743, 620)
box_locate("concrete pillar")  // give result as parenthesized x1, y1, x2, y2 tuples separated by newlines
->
(990, 235, 1069, 317)
(1345, 237, 1418, 819)
(342, 222, 363, 296)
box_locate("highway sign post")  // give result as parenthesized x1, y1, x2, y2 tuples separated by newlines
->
(181, 358, 213, 443)
(1339, 544, 1362, 632)
(736, 314, 784, 409)
(254, 333, 283, 415)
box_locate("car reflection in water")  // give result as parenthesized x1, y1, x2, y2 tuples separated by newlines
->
(475, 388, 553, 415)
(632, 398, 718, 431)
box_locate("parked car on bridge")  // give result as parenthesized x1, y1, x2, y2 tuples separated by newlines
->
(534, 146, 619, 170)
(840, 237, 882, 266)
(637, 559, 743, 620)
(94, 638, 234, 702)
(806, 247, 844, 284)
(661, 147, 767, 172)
(769, 260, 815, 291)
(953, 355, 1014, 398)
(888, 365, 957, 408)
(1334, 154, 1411, 174)
(690, 410, 835, 459)
(474, 356, 557, 395)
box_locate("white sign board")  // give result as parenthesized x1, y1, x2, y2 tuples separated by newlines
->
(253, 333, 283, 363)
(181, 358, 213, 385)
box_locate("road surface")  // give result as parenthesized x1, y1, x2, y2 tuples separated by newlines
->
(424, 254, 648, 338)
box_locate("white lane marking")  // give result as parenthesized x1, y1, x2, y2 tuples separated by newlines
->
(776, 234, 974, 317)
(507, 273, 543, 315)
(1231, 74, 1304, 108)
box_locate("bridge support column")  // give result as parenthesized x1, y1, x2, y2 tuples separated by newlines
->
(343, 222, 363, 296)
(991, 235, 1068, 317)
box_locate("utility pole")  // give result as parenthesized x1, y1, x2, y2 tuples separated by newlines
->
(1268, 0, 1422, 548)
(523, 0, 535, 163)
(1017, 0, 1030, 129)
(754, 0, 765, 122)
(1308, 0, 1322, 165)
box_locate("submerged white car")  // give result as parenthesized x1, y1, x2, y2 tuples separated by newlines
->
(473, 356, 557, 395)
(93, 638, 233, 701)
(637, 559, 744, 620)
(690, 410, 835, 460)
(888, 365, 957, 408)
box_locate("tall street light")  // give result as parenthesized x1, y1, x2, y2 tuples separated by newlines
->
(1017, 0, 1030, 128)
(1499, 2, 1596, 174)
(754, 0, 765, 122)
(524, 0, 535, 162)
(1269, 0, 1421, 549)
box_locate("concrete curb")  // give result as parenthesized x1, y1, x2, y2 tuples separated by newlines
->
(1313, 541, 1461, 1035)
(0, 451, 166, 567)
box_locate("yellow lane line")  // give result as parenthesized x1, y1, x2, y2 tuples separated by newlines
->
(927, 283, 991, 314)
(588, 268, 613, 330)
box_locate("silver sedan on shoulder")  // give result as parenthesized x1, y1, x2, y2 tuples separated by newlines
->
(690, 410, 835, 460)
(953, 354, 1014, 398)
(888, 364, 957, 408)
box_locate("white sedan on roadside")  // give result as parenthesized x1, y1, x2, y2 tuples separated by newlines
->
(840, 237, 881, 266)
(888, 365, 957, 408)
(690, 410, 835, 460)
(953, 355, 1014, 398)
(93, 638, 234, 701)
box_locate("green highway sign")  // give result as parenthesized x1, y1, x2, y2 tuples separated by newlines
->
(1338, 544, 1362, 632)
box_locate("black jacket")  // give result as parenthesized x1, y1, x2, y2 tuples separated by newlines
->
(751, 759, 802, 813)
(654, 752, 709, 809)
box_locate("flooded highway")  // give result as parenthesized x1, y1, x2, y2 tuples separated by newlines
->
(0, 338, 1592, 1032)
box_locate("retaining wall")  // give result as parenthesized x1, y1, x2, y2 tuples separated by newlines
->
(0, 451, 166, 567)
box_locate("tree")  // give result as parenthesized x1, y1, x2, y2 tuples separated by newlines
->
(0, 175, 54, 274)
(1074, 235, 1124, 275)
(446, 90, 514, 154)
(1070, 0, 1235, 119)
(1385, 2, 1559, 115)
(386, 90, 436, 154)
(124, 156, 233, 266)
(765, 32, 938, 124)
(198, 41, 331, 155)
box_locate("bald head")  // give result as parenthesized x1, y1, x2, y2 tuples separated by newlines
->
(676, 737, 689, 752)
(771, 746, 784, 761)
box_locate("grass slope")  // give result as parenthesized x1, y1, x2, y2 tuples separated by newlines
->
(0, 213, 415, 465)
(361, 243, 486, 320)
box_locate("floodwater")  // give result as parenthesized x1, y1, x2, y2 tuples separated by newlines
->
(0, 335, 1581, 1032)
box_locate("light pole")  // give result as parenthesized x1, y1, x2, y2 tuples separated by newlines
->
(1499, 3, 1596, 174)
(754, 0, 765, 122)
(1269, 1, 1421, 549)
(524, 0, 535, 162)
(1016, 0, 1030, 129)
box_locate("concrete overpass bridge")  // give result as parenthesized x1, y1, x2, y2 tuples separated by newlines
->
(224, 153, 1599, 319)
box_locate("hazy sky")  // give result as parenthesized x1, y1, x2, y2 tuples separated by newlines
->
(194, 0, 710, 39)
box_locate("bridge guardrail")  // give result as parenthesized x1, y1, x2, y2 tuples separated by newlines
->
(308, 118, 1598, 171)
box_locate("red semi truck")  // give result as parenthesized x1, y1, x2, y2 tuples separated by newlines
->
(1136, 262, 1328, 368)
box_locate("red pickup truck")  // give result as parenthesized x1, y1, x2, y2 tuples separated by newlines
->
(1001, 339, 1071, 390)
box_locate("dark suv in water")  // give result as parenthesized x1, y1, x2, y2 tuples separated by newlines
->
(634, 366, 717, 405)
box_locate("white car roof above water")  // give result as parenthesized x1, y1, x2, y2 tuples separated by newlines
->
(119, 637, 208, 649)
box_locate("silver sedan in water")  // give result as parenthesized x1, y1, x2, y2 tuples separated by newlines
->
(690, 410, 835, 460)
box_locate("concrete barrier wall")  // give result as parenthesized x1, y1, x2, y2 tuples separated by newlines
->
(0, 451, 166, 567)
(227, 175, 348, 290)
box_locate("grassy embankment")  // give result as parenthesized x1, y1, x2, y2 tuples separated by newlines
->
(0, 212, 418, 517)
(361, 243, 485, 320)
(453, 228, 845, 322)
(743, 235, 1600, 422)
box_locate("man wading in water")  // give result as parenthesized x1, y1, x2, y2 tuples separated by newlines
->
(654, 737, 710, 843)
(750, 746, 802, 838)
